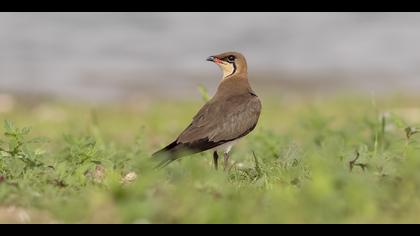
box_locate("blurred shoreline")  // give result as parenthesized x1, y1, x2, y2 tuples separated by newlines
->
(2, 70, 419, 103)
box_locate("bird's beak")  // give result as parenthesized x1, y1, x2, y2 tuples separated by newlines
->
(206, 56, 215, 62)
(206, 56, 222, 64)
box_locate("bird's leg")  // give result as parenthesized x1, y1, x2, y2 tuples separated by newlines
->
(213, 151, 219, 170)
(223, 152, 230, 171)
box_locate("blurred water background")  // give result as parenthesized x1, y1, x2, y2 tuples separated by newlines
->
(1, 12, 420, 102)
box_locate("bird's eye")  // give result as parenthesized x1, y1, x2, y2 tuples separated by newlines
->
(227, 55, 235, 62)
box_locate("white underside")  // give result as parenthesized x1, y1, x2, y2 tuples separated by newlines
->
(211, 139, 241, 154)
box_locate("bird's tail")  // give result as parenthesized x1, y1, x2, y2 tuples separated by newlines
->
(151, 141, 179, 169)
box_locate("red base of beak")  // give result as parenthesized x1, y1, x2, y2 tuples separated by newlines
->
(214, 58, 223, 64)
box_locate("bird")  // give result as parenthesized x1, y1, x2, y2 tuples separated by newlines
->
(152, 52, 262, 170)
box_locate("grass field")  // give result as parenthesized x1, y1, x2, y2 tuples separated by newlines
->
(1, 93, 420, 223)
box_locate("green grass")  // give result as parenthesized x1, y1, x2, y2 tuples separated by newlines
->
(1, 94, 420, 223)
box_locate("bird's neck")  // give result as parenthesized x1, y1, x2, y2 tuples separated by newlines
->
(215, 73, 252, 97)
(222, 67, 247, 80)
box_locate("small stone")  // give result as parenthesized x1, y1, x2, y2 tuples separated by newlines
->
(86, 165, 106, 183)
(122, 172, 137, 183)
(93, 165, 106, 183)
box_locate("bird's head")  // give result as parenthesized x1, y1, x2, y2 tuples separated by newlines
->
(206, 52, 247, 79)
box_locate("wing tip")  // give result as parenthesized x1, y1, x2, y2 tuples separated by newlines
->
(151, 140, 180, 169)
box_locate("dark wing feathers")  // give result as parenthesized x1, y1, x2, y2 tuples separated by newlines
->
(152, 92, 261, 167)
(153, 138, 227, 168)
